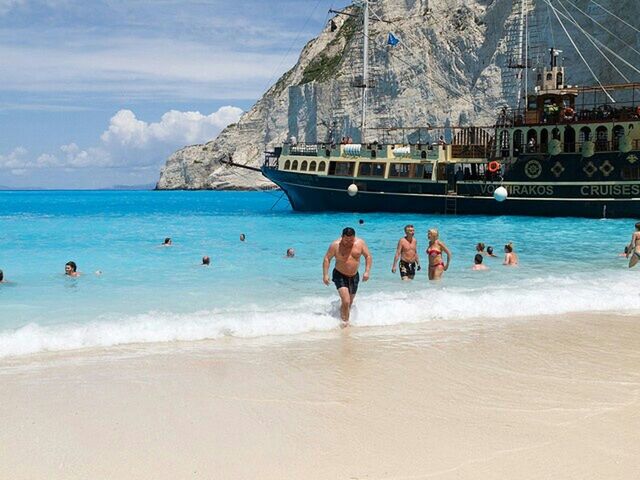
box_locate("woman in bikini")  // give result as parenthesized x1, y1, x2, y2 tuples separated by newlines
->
(627, 222, 640, 268)
(426, 228, 451, 280)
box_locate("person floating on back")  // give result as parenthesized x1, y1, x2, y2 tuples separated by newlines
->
(627, 222, 640, 268)
(391, 224, 420, 280)
(65, 261, 80, 277)
(472, 253, 488, 271)
(322, 227, 372, 326)
(503, 243, 519, 266)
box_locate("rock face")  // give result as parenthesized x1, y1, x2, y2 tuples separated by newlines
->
(157, 0, 640, 190)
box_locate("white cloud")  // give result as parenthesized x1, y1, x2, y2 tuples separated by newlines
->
(0, 105, 243, 174)
(101, 107, 243, 149)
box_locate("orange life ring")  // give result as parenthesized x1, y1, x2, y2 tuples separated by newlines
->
(487, 161, 501, 173)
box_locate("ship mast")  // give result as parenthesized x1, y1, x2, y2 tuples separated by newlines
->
(361, 0, 370, 143)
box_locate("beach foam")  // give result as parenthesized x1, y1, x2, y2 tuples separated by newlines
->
(2, 272, 639, 357)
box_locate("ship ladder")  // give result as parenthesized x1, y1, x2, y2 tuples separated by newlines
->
(444, 193, 458, 215)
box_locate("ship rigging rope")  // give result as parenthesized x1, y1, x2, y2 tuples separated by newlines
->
(588, 0, 640, 35)
(547, 1, 640, 80)
(563, 0, 640, 59)
(259, 0, 326, 95)
(543, 0, 615, 103)
(556, 0, 630, 83)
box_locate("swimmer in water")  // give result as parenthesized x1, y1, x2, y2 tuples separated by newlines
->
(162, 237, 172, 246)
(476, 242, 486, 256)
(627, 222, 640, 268)
(486, 246, 498, 257)
(391, 224, 420, 280)
(240, 233, 246, 242)
(202, 256, 210, 266)
(322, 227, 372, 326)
(0, 269, 5, 283)
(472, 253, 488, 270)
(286, 248, 295, 258)
(503, 243, 519, 266)
(426, 228, 451, 280)
(65, 261, 80, 277)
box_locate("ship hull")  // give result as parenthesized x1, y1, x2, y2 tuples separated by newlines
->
(262, 167, 640, 218)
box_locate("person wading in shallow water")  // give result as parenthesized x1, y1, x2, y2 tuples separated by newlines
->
(426, 228, 451, 280)
(322, 227, 372, 327)
(391, 224, 420, 280)
(627, 222, 640, 268)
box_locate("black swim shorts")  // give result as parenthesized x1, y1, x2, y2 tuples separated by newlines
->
(332, 268, 360, 295)
(399, 259, 417, 278)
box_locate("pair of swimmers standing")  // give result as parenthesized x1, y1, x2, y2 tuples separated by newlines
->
(391, 225, 451, 280)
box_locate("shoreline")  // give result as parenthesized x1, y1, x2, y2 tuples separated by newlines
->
(1, 312, 639, 479)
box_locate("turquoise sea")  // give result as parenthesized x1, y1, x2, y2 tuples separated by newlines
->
(0, 190, 638, 357)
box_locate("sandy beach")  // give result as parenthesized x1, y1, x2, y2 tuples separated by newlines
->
(1, 313, 639, 480)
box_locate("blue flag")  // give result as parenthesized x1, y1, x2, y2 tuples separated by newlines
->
(387, 32, 399, 46)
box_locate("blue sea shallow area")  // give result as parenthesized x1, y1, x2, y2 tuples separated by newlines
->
(0, 190, 638, 357)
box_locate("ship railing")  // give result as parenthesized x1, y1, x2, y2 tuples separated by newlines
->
(450, 144, 491, 159)
(501, 104, 640, 127)
(263, 151, 280, 169)
(287, 144, 319, 156)
(514, 139, 640, 155)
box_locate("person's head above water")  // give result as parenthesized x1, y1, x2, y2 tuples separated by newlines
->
(341, 227, 356, 246)
(427, 228, 439, 241)
(0, 269, 3, 282)
(487, 246, 494, 255)
(404, 224, 415, 236)
(504, 242, 514, 253)
(476, 242, 485, 252)
(202, 256, 210, 266)
(358, 219, 364, 225)
(240, 233, 246, 242)
(163, 237, 172, 245)
(474, 253, 484, 265)
(65, 261, 77, 276)
(286, 248, 295, 258)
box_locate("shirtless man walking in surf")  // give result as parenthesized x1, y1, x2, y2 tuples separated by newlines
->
(391, 224, 420, 280)
(323, 227, 372, 326)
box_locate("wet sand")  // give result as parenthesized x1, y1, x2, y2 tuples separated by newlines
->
(1, 313, 639, 479)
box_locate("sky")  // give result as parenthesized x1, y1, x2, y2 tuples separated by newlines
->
(0, 0, 349, 188)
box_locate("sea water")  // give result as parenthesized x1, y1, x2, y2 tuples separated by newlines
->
(0, 190, 638, 357)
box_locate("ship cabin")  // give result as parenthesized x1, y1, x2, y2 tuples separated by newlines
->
(266, 125, 496, 194)
(495, 49, 640, 182)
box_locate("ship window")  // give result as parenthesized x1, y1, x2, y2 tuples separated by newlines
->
(596, 126, 608, 151)
(318, 161, 326, 172)
(309, 161, 317, 171)
(552, 128, 561, 140)
(329, 161, 354, 176)
(537, 73, 542, 82)
(513, 129, 524, 154)
(414, 164, 424, 178)
(556, 72, 563, 87)
(622, 166, 640, 180)
(301, 161, 308, 171)
(292, 160, 299, 170)
(579, 127, 591, 142)
(421, 150, 427, 159)
(546, 73, 553, 81)
(423, 163, 433, 179)
(284, 160, 291, 170)
(358, 162, 386, 177)
(390, 163, 410, 177)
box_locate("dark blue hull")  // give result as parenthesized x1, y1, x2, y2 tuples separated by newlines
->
(262, 168, 640, 218)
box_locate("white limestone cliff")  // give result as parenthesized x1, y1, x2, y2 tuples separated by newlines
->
(157, 0, 640, 190)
